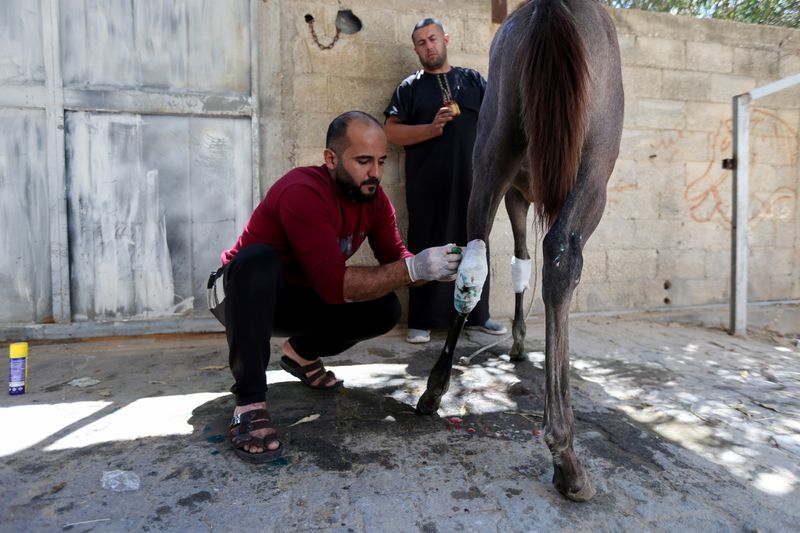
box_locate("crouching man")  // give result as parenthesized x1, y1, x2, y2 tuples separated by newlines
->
(208, 111, 462, 462)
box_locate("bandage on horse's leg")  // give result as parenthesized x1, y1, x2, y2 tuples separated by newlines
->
(504, 182, 531, 361)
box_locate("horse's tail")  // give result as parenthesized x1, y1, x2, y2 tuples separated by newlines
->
(520, 0, 590, 227)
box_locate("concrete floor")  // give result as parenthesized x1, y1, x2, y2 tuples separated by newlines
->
(1, 303, 798, 532)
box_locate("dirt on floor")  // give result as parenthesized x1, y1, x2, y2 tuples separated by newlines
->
(1, 304, 798, 532)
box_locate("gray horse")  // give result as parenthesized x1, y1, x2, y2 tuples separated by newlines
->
(418, 0, 624, 502)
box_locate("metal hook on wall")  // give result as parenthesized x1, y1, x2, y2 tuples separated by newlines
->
(304, 9, 362, 50)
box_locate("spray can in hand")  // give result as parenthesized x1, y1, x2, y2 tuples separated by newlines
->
(9, 342, 28, 395)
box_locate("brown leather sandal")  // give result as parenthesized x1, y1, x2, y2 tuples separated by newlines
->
(279, 356, 343, 389)
(229, 409, 283, 463)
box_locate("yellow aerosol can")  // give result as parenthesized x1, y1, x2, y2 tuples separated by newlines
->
(9, 342, 28, 395)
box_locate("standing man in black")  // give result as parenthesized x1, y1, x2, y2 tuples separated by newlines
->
(384, 18, 506, 344)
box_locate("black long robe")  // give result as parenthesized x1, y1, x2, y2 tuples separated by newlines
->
(385, 67, 490, 330)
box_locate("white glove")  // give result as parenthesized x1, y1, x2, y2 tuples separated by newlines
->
(405, 243, 462, 282)
(511, 256, 532, 294)
(454, 239, 488, 314)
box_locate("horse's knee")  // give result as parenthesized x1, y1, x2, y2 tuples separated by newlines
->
(542, 230, 583, 300)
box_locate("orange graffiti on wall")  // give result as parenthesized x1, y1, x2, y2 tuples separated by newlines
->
(684, 108, 797, 228)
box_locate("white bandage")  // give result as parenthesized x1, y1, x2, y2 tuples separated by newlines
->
(454, 239, 488, 314)
(511, 256, 532, 293)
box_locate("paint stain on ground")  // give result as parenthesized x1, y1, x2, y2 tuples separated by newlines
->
(177, 491, 212, 512)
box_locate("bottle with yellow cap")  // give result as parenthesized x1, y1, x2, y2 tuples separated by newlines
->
(9, 342, 28, 395)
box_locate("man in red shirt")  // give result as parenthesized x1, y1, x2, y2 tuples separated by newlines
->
(208, 111, 462, 463)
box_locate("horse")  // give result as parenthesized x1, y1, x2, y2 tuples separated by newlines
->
(417, 0, 624, 502)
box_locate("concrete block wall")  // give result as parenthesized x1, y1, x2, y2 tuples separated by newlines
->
(258, 1, 800, 321)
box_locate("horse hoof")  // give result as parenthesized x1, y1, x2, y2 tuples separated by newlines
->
(552, 463, 596, 502)
(561, 478, 596, 502)
(509, 350, 526, 362)
(416, 391, 440, 415)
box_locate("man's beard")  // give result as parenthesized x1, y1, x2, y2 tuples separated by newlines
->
(420, 48, 447, 70)
(334, 164, 379, 203)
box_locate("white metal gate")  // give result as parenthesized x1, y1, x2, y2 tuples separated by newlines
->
(0, 0, 259, 335)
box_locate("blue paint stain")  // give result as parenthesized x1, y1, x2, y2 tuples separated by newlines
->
(206, 435, 225, 443)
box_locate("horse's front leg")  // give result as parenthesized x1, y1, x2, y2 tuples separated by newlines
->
(416, 312, 468, 414)
(505, 177, 532, 361)
(541, 151, 614, 502)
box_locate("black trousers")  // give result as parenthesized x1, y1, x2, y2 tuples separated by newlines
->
(209, 244, 401, 405)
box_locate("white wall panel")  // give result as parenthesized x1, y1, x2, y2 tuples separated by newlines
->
(0, 1, 45, 86)
(65, 112, 251, 321)
(60, 0, 250, 94)
(0, 109, 52, 322)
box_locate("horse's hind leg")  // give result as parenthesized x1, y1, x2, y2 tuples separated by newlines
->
(542, 144, 617, 502)
(504, 178, 532, 361)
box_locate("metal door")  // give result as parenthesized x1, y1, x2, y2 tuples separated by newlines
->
(0, 0, 259, 331)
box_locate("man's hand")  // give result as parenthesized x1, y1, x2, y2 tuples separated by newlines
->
(454, 240, 488, 314)
(430, 106, 454, 136)
(405, 244, 462, 282)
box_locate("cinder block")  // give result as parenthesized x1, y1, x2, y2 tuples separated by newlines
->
(683, 160, 731, 225)
(657, 247, 706, 280)
(623, 36, 685, 70)
(704, 249, 730, 279)
(733, 47, 780, 79)
(293, 147, 323, 168)
(447, 52, 489, 74)
(748, 164, 778, 192)
(750, 246, 794, 276)
(633, 219, 685, 250)
(463, 16, 492, 55)
(749, 129, 798, 166)
(709, 74, 756, 103)
(634, 161, 689, 197)
(779, 51, 800, 79)
(591, 218, 638, 251)
(618, 128, 645, 160)
(662, 70, 711, 101)
(637, 130, 714, 164)
(295, 111, 333, 148)
(658, 189, 690, 221)
(358, 9, 400, 45)
(621, 66, 662, 99)
(606, 189, 660, 221)
(774, 164, 800, 191)
(686, 41, 733, 74)
(581, 249, 608, 283)
(575, 280, 663, 311)
(293, 73, 329, 114)
(676, 220, 729, 251)
(768, 274, 799, 300)
(328, 76, 394, 117)
(606, 248, 658, 281)
(679, 277, 729, 306)
(608, 159, 638, 192)
(756, 86, 800, 110)
(635, 99, 686, 130)
(685, 102, 731, 133)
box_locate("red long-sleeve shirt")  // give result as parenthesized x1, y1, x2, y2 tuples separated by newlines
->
(222, 165, 411, 304)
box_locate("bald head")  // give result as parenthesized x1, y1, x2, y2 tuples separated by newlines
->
(326, 111, 384, 155)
